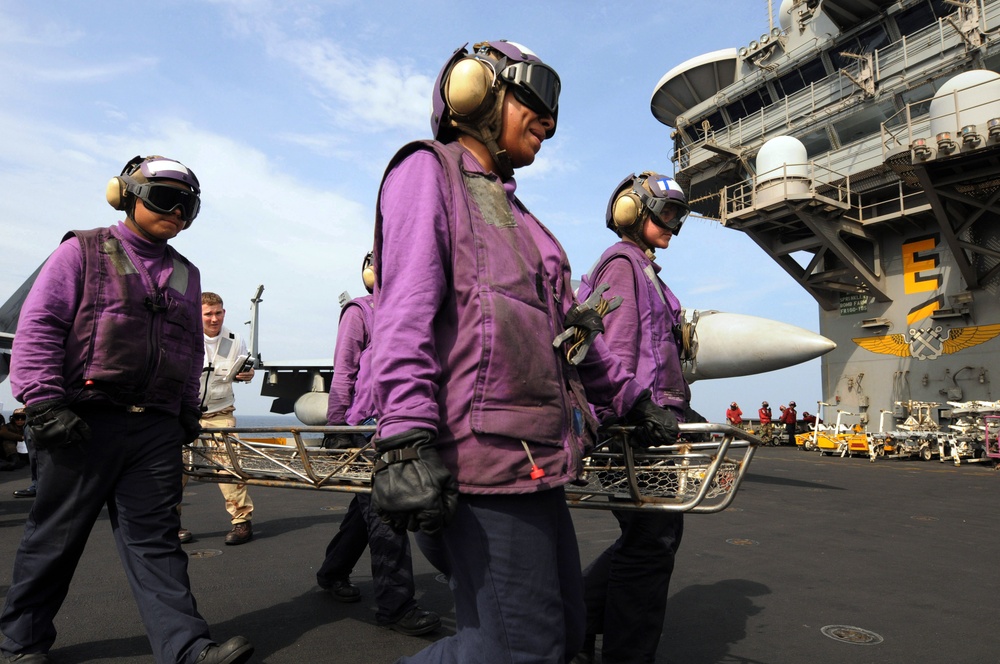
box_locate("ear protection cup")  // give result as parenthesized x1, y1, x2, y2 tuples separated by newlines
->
(444, 56, 497, 119)
(611, 190, 644, 229)
(361, 252, 376, 293)
(106, 156, 146, 212)
(106, 176, 128, 211)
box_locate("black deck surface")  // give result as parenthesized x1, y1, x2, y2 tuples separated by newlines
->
(1, 447, 996, 663)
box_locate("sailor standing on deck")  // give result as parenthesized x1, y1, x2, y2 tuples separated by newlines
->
(369, 40, 680, 663)
(315, 252, 440, 636)
(576, 172, 692, 664)
(0, 155, 252, 664)
(189, 292, 256, 546)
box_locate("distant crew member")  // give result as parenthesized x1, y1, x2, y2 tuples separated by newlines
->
(758, 401, 773, 444)
(779, 401, 797, 445)
(194, 292, 256, 545)
(726, 402, 743, 426)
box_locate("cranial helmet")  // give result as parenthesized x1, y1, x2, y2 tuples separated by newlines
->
(106, 155, 202, 228)
(431, 40, 560, 180)
(607, 172, 689, 235)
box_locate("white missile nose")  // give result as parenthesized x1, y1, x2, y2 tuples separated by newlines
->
(683, 310, 836, 382)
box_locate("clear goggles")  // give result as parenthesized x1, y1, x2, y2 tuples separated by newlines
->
(128, 181, 201, 222)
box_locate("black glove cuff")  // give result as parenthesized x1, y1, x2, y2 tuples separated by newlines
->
(25, 398, 64, 422)
(374, 428, 434, 453)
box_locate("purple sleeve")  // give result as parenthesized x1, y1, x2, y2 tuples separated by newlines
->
(372, 150, 451, 438)
(10, 240, 85, 406)
(327, 303, 368, 425)
(575, 255, 646, 420)
(592, 257, 641, 376)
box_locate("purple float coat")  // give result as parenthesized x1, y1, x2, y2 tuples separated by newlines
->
(327, 295, 376, 426)
(373, 141, 644, 494)
(11, 222, 203, 414)
(580, 241, 690, 419)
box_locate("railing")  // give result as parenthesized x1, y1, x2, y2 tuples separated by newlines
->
(720, 161, 855, 222)
(675, 12, 976, 171)
(183, 423, 760, 514)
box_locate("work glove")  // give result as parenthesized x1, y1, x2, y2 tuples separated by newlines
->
(322, 432, 368, 449)
(624, 391, 679, 448)
(371, 428, 458, 536)
(24, 399, 92, 450)
(180, 408, 203, 443)
(552, 283, 622, 365)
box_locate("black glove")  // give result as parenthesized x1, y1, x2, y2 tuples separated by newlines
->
(322, 432, 368, 449)
(371, 429, 458, 536)
(24, 399, 91, 449)
(180, 408, 203, 442)
(624, 391, 679, 448)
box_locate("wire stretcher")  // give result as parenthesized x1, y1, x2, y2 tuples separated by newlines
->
(182, 422, 759, 513)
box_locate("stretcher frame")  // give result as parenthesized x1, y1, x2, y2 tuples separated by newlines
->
(183, 422, 759, 513)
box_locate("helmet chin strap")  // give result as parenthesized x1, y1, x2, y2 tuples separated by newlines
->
(450, 84, 515, 181)
(624, 219, 656, 260)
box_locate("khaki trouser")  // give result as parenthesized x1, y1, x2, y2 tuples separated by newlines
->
(181, 408, 254, 524)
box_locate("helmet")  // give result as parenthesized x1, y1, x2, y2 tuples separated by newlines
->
(730, 402, 738, 408)
(106, 155, 201, 227)
(762, 401, 769, 407)
(606, 172, 689, 238)
(431, 40, 560, 140)
(789, 401, 796, 407)
(431, 40, 559, 181)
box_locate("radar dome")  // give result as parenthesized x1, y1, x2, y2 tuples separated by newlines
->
(755, 135, 810, 206)
(778, 0, 794, 33)
(929, 70, 1000, 140)
(756, 135, 809, 183)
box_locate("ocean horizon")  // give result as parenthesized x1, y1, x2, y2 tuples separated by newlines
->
(237, 413, 303, 427)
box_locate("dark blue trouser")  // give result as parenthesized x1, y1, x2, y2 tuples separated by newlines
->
(317, 493, 417, 623)
(0, 407, 213, 664)
(399, 488, 584, 664)
(582, 509, 684, 664)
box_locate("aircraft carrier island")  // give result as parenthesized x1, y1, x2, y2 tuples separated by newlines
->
(652, 0, 1000, 460)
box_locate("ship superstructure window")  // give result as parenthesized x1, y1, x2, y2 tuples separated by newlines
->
(726, 88, 773, 123)
(775, 57, 827, 99)
(899, 81, 938, 117)
(894, 0, 954, 38)
(832, 99, 897, 144)
(699, 110, 726, 136)
(799, 127, 833, 155)
(830, 25, 891, 70)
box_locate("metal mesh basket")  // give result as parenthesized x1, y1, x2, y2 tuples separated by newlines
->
(184, 422, 759, 512)
(568, 423, 757, 513)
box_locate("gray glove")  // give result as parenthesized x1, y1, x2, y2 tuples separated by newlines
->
(371, 428, 458, 536)
(25, 399, 92, 449)
(624, 391, 679, 448)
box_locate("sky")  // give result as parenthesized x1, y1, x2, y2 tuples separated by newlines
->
(0, 0, 825, 420)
